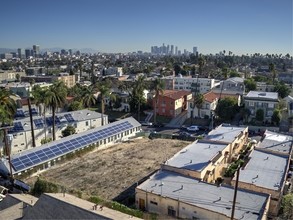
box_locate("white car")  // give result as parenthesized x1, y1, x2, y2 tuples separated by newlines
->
(187, 125, 199, 131)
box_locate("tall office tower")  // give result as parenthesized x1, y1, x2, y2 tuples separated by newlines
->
(33, 45, 40, 57)
(61, 49, 67, 55)
(193, 47, 198, 54)
(184, 49, 187, 56)
(170, 45, 174, 55)
(178, 50, 181, 55)
(151, 46, 154, 54)
(162, 43, 167, 54)
(25, 49, 31, 58)
(166, 45, 170, 54)
(68, 49, 72, 56)
(17, 48, 22, 58)
(175, 46, 178, 55)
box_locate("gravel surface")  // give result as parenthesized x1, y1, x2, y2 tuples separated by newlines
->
(25, 138, 190, 200)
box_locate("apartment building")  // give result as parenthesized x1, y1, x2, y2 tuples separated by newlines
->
(243, 91, 279, 122)
(136, 170, 270, 220)
(162, 75, 217, 94)
(0, 70, 26, 83)
(153, 90, 192, 118)
(212, 77, 245, 95)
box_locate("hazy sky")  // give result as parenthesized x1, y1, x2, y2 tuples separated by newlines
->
(1, 0, 292, 55)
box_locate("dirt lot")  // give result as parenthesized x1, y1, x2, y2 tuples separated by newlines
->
(25, 138, 190, 201)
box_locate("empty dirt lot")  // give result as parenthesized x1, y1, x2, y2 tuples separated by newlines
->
(26, 138, 190, 201)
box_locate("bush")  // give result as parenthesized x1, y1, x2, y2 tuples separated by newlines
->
(32, 178, 59, 196)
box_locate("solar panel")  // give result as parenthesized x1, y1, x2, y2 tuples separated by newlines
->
(34, 118, 44, 129)
(10, 122, 24, 132)
(31, 108, 38, 115)
(46, 116, 61, 126)
(15, 109, 25, 118)
(64, 113, 75, 123)
(11, 120, 137, 172)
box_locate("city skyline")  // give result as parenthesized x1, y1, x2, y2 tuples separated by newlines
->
(1, 0, 292, 55)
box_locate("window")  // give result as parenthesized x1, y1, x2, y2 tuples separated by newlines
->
(268, 103, 274, 108)
(85, 121, 89, 126)
(168, 206, 176, 217)
(150, 201, 158, 205)
(249, 102, 254, 106)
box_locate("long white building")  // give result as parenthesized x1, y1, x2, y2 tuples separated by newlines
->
(5, 109, 108, 155)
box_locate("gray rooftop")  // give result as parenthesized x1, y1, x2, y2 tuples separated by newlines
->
(137, 170, 268, 220)
(257, 130, 292, 155)
(165, 140, 228, 171)
(245, 91, 278, 100)
(235, 149, 288, 191)
(205, 124, 247, 144)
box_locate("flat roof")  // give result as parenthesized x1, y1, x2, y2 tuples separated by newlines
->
(137, 170, 269, 220)
(235, 149, 288, 191)
(205, 124, 247, 144)
(257, 131, 292, 155)
(245, 91, 278, 100)
(10, 109, 105, 133)
(165, 140, 228, 172)
(7, 117, 140, 174)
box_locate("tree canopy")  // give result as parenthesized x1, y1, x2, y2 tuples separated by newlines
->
(215, 97, 239, 121)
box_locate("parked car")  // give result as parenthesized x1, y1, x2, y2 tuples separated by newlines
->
(187, 125, 199, 132)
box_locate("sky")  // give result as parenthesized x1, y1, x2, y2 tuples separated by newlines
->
(1, 0, 292, 55)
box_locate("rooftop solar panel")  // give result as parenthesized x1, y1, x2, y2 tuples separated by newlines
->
(11, 120, 137, 172)
(34, 118, 45, 129)
(10, 122, 24, 132)
(15, 109, 25, 118)
(64, 113, 75, 123)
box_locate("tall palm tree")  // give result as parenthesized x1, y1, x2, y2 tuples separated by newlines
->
(44, 81, 67, 141)
(0, 88, 16, 177)
(198, 55, 206, 76)
(32, 85, 48, 139)
(151, 78, 165, 124)
(132, 75, 146, 122)
(96, 81, 112, 126)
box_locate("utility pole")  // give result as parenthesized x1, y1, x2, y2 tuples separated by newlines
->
(28, 96, 36, 147)
(231, 166, 240, 220)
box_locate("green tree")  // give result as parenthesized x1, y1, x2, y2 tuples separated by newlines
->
(281, 193, 293, 219)
(255, 109, 264, 122)
(81, 86, 98, 108)
(41, 137, 52, 144)
(271, 109, 281, 126)
(151, 78, 165, 124)
(44, 81, 67, 141)
(244, 78, 257, 92)
(173, 64, 181, 75)
(62, 125, 76, 137)
(0, 88, 17, 126)
(198, 55, 206, 75)
(130, 75, 146, 121)
(229, 70, 240, 78)
(215, 97, 239, 121)
(15, 73, 20, 82)
(68, 101, 83, 111)
(274, 82, 290, 98)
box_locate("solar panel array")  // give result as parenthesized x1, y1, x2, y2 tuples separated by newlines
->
(15, 109, 25, 118)
(10, 122, 24, 132)
(31, 108, 38, 115)
(11, 121, 134, 172)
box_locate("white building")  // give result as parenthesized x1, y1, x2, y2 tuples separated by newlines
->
(212, 77, 245, 95)
(105, 67, 123, 76)
(5, 109, 108, 155)
(162, 75, 218, 94)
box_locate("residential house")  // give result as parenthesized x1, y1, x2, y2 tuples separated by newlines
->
(284, 95, 293, 117)
(187, 91, 241, 119)
(212, 77, 245, 95)
(278, 72, 293, 85)
(136, 170, 270, 220)
(243, 91, 279, 122)
(256, 82, 275, 92)
(153, 90, 192, 118)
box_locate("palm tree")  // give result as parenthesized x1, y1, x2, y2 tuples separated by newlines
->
(151, 78, 165, 124)
(132, 75, 146, 122)
(81, 85, 98, 108)
(0, 88, 16, 177)
(32, 85, 48, 139)
(96, 81, 112, 126)
(198, 55, 206, 76)
(44, 81, 67, 141)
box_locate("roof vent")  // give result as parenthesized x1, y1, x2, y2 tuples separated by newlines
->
(258, 93, 266, 96)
